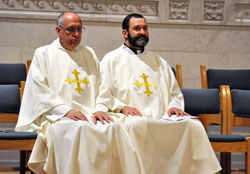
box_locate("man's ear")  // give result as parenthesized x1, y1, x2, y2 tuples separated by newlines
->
(122, 29, 128, 39)
(55, 26, 62, 36)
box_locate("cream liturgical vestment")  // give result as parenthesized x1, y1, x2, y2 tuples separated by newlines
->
(96, 45, 222, 174)
(15, 40, 140, 174)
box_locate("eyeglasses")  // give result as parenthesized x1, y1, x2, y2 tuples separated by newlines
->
(59, 26, 85, 34)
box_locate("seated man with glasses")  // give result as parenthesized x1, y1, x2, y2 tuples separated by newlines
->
(15, 11, 140, 174)
(58, 25, 85, 34)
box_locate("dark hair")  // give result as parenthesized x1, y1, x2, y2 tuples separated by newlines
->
(122, 13, 146, 31)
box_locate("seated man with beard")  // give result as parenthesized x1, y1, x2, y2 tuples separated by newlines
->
(96, 13, 222, 174)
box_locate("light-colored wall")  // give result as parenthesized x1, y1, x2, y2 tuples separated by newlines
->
(1, 19, 250, 88)
(0, 0, 250, 169)
(1, 0, 250, 89)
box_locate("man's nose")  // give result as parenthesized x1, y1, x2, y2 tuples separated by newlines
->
(73, 30, 81, 36)
(139, 28, 147, 34)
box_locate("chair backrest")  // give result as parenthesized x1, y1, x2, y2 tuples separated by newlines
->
(181, 88, 220, 115)
(207, 69, 250, 90)
(0, 64, 26, 86)
(200, 65, 250, 90)
(181, 87, 227, 133)
(226, 86, 250, 134)
(0, 63, 27, 123)
(172, 64, 183, 88)
(0, 85, 20, 114)
(27, 59, 32, 72)
(231, 89, 250, 118)
(0, 85, 20, 123)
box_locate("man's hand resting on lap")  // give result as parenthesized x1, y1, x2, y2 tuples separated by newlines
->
(93, 111, 114, 125)
(65, 109, 89, 121)
(121, 106, 142, 117)
(167, 107, 190, 117)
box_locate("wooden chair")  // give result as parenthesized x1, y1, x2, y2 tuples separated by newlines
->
(226, 86, 250, 173)
(172, 64, 183, 88)
(181, 86, 250, 174)
(0, 63, 37, 174)
(200, 65, 250, 173)
(200, 65, 228, 128)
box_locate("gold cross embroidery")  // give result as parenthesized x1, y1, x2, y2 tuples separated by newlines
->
(65, 69, 89, 94)
(134, 73, 157, 97)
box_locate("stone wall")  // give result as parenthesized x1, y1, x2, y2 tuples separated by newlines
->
(1, 0, 250, 88)
(0, 0, 250, 169)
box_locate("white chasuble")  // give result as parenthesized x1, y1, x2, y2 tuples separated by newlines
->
(98, 45, 184, 119)
(15, 40, 140, 174)
(97, 45, 221, 174)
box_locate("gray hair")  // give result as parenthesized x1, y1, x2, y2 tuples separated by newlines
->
(57, 12, 65, 27)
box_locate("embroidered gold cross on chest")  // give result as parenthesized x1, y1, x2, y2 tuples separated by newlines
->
(65, 69, 89, 94)
(134, 73, 157, 97)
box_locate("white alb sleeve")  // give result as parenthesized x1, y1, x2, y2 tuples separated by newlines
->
(45, 105, 72, 121)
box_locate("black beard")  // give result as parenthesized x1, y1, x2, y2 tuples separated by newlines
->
(128, 32, 149, 49)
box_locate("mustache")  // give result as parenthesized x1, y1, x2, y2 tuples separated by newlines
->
(135, 34, 148, 40)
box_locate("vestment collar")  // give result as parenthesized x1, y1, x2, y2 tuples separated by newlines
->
(121, 44, 147, 57)
(52, 38, 81, 52)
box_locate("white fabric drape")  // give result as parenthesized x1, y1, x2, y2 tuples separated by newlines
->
(96, 45, 221, 174)
(15, 40, 140, 174)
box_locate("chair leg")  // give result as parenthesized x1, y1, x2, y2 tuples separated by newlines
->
(246, 151, 250, 174)
(27, 150, 35, 174)
(226, 153, 231, 174)
(220, 152, 231, 174)
(20, 150, 27, 174)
